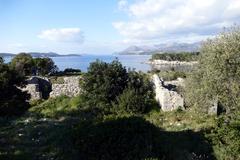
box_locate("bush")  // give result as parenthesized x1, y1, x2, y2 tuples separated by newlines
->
(185, 26, 240, 113)
(10, 53, 34, 76)
(80, 59, 129, 111)
(113, 88, 151, 114)
(80, 60, 155, 114)
(0, 63, 30, 116)
(0, 57, 3, 64)
(113, 72, 155, 114)
(34, 57, 58, 76)
(64, 68, 81, 73)
(155, 70, 187, 81)
(207, 113, 240, 160)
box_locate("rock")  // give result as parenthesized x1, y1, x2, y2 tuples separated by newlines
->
(208, 99, 218, 115)
(152, 74, 184, 111)
(49, 76, 81, 98)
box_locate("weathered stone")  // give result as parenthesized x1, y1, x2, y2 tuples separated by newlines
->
(20, 84, 42, 100)
(152, 74, 184, 111)
(50, 76, 81, 98)
(208, 99, 218, 115)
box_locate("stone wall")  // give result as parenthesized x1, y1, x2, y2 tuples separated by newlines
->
(20, 76, 81, 100)
(49, 76, 81, 98)
(152, 74, 184, 111)
(20, 84, 42, 100)
(19, 76, 51, 100)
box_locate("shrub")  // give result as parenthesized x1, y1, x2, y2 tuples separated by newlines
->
(34, 57, 58, 76)
(10, 53, 34, 76)
(113, 72, 155, 114)
(155, 70, 187, 81)
(0, 63, 30, 116)
(113, 88, 151, 114)
(80, 60, 155, 114)
(80, 59, 128, 111)
(0, 57, 3, 64)
(207, 113, 240, 160)
(64, 68, 81, 73)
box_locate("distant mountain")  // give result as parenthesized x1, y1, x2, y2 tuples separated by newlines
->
(28, 52, 60, 57)
(118, 42, 201, 55)
(0, 53, 15, 57)
(0, 52, 81, 57)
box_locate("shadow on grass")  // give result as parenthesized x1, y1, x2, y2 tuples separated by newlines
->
(0, 115, 82, 160)
(74, 116, 216, 160)
(0, 112, 216, 160)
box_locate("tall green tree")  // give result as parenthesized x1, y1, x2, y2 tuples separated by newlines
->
(10, 53, 34, 76)
(185, 26, 240, 114)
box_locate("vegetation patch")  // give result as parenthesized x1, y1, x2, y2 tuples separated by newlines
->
(152, 52, 199, 61)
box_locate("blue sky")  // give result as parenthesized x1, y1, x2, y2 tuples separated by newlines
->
(0, 0, 240, 54)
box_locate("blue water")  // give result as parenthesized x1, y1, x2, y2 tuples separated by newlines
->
(4, 55, 151, 72)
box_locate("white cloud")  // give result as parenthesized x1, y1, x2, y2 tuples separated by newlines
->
(38, 28, 84, 43)
(114, 0, 240, 44)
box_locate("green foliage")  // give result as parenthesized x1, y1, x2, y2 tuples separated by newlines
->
(10, 53, 34, 76)
(113, 88, 150, 114)
(152, 52, 199, 61)
(49, 76, 65, 84)
(113, 72, 155, 114)
(0, 62, 30, 116)
(29, 96, 81, 118)
(185, 26, 240, 113)
(64, 68, 81, 73)
(10, 53, 58, 76)
(207, 113, 240, 160)
(154, 70, 187, 81)
(80, 60, 155, 114)
(33, 57, 58, 76)
(0, 57, 3, 64)
(146, 108, 216, 132)
(80, 59, 129, 111)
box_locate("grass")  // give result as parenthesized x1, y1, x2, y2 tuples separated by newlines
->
(153, 70, 187, 81)
(145, 108, 216, 132)
(0, 96, 238, 160)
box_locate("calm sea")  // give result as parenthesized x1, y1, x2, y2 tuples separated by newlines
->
(4, 55, 152, 72)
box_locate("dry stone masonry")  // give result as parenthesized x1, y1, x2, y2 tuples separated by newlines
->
(152, 74, 184, 111)
(20, 76, 81, 100)
(20, 84, 42, 100)
(50, 76, 81, 98)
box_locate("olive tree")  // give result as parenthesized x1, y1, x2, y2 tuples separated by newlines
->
(185, 26, 240, 114)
